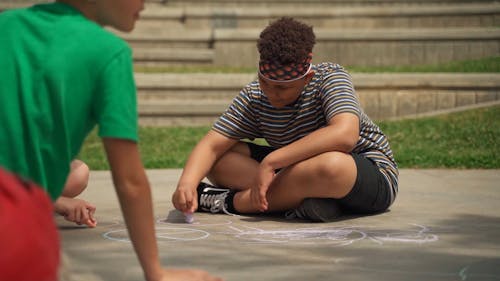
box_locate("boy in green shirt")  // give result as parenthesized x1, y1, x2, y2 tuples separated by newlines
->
(0, 1, 222, 280)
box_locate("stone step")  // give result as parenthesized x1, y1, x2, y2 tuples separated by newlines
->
(155, 0, 498, 8)
(3, 2, 499, 30)
(133, 47, 214, 66)
(136, 3, 500, 29)
(134, 72, 500, 126)
(136, 73, 255, 100)
(2, 0, 497, 10)
(139, 99, 230, 116)
(115, 28, 213, 49)
(117, 27, 499, 67)
(213, 27, 500, 67)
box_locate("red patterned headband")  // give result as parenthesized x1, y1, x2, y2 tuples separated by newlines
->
(258, 53, 313, 83)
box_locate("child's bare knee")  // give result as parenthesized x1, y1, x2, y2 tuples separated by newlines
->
(315, 152, 352, 178)
(62, 160, 90, 198)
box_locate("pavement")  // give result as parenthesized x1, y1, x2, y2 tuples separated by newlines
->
(57, 169, 500, 281)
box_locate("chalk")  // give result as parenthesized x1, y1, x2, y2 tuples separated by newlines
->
(184, 212, 194, 224)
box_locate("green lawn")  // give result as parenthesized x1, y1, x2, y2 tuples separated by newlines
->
(78, 106, 500, 170)
(378, 106, 499, 169)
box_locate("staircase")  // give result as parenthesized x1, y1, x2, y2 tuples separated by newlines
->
(1, 0, 499, 126)
(132, 0, 500, 125)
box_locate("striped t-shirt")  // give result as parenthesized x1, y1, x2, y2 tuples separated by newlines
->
(213, 62, 398, 203)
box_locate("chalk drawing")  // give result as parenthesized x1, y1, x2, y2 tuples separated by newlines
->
(458, 260, 500, 281)
(223, 224, 366, 245)
(367, 224, 438, 244)
(220, 223, 436, 245)
(156, 217, 233, 227)
(103, 217, 438, 246)
(103, 227, 210, 243)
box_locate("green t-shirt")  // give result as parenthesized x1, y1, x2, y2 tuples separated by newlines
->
(0, 3, 138, 200)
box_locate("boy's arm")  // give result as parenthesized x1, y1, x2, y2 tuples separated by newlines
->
(102, 138, 163, 281)
(252, 112, 359, 211)
(173, 130, 237, 213)
(263, 112, 359, 170)
(103, 138, 224, 281)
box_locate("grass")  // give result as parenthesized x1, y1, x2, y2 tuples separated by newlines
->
(78, 106, 499, 170)
(135, 57, 500, 74)
(378, 106, 499, 169)
(78, 126, 210, 171)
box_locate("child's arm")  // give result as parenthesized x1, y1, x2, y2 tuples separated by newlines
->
(102, 138, 223, 281)
(173, 130, 237, 213)
(252, 112, 360, 211)
(264, 112, 359, 168)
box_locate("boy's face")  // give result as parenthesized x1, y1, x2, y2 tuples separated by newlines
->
(258, 71, 314, 108)
(95, 0, 144, 32)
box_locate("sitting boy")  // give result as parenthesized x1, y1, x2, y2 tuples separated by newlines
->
(172, 17, 398, 222)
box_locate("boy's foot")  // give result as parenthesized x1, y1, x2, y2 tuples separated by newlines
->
(197, 182, 232, 214)
(285, 198, 342, 222)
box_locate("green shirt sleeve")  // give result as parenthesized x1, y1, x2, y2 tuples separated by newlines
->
(94, 48, 138, 142)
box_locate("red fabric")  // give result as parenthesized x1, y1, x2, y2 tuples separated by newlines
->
(0, 168, 60, 281)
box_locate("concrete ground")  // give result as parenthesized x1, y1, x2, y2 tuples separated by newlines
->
(57, 169, 500, 281)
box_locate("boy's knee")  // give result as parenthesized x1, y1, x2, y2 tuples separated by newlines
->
(71, 159, 89, 172)
(313, 152, 353, 178)
(62, 160, 90, 198)
(72, 161, 90, 186)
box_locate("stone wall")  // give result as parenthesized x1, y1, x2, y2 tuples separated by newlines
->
(214, 28, 500, 67)
(135, 73, 500, 126)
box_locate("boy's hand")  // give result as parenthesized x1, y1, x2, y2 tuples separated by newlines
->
(54, 196, 97, 228)
(151, 268, 223, 281)
(172, 184, 198, 214)
(251, 162, 275, 212)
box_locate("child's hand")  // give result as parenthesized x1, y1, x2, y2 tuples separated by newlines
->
(153, 268, 224, 281)
(251, 163, 275, 212)
(54, 196, 97, 228)
(172, 184, 198, 214)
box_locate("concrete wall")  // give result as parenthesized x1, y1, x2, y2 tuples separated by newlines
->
(214, 28, 500, 67)
(155, 0, 499, 8)
(181, 4, 500, 29)
(135, 73, 500, 126)
(352, 73, 500, 119)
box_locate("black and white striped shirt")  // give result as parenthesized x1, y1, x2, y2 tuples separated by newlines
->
(213, 62, 399, 203)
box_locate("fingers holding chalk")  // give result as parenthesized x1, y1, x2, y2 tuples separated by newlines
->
(184, 212, 194, 224)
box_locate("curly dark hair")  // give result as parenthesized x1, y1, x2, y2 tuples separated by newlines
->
(257, 17, 316, 65)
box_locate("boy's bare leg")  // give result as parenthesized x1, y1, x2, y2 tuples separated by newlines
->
(207, 143, 259, 191)
(61, 159, 89, 198)
(54, 159, 96, 227)
(208, 146, 357, 214)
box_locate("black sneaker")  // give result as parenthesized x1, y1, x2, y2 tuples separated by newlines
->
(285, 198, 342, 222)
(197, 182, 232, 214)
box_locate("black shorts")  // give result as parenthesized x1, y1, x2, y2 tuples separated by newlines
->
(246, 142, 392, 214)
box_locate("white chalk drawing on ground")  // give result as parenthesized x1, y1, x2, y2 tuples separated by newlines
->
(223, 224, 366, 245)
(458, 260, 500, 281)
(103, 227, 210, 243)
(156, 217, 234, 227)
(103, 217, 438, 246)
(221, 223, 437, 245)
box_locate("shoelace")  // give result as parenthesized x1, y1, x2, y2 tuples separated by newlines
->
(199, 192, 235, 216)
